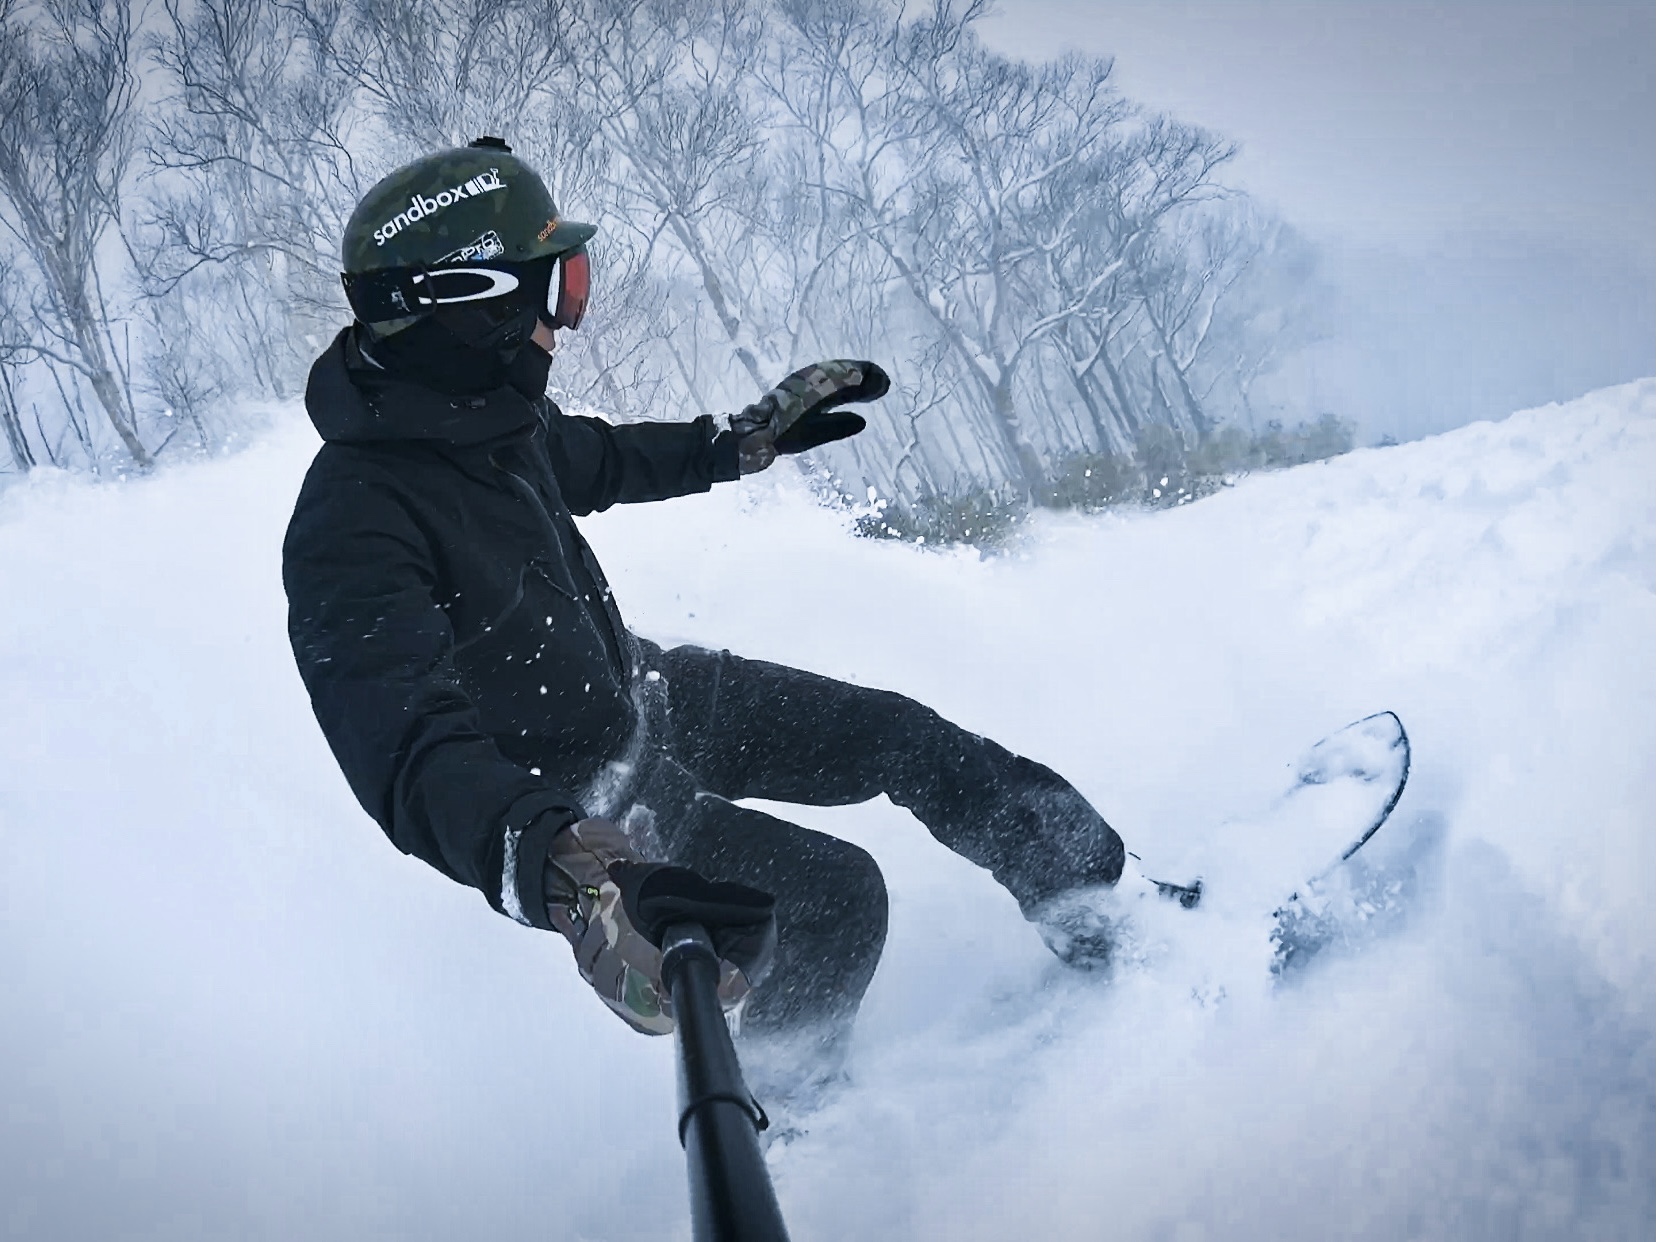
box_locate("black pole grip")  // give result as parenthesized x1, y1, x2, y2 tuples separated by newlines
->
(660, 923, 790, 1242)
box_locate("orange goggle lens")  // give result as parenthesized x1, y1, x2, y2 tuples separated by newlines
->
(551, 248, 590, 331)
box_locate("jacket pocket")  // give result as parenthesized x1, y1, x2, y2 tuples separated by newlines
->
(452, 563, 529, 657)
(451, 562, 633, 778)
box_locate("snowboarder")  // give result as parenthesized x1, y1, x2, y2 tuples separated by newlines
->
(283, 138, 1128, 1081)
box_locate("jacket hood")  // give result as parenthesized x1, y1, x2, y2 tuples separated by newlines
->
(304, 326, 542, 446)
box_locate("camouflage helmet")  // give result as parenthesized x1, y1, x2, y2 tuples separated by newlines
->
(341, 136, 596, 333)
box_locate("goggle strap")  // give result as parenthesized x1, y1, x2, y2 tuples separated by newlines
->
(341, 267, 433, 324)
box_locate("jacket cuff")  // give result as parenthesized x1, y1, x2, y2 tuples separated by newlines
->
(709, 430, 742, 484)
(498, 794, 581, 930)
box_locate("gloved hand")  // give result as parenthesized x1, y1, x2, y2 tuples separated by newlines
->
(728, 359, 890, 474)
(612, 862, 777, 990)
(543, 818, 773, 1035)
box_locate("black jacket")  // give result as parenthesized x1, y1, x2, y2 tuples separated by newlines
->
(283, 328, 739, 928)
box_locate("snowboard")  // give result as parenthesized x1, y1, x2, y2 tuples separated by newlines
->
(1141, 710, 1413, 975)
(1035, 711, 1415, 984)
(1264, 711, 1412, 973)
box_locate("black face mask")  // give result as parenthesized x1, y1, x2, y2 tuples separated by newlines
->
(505, 331, 553, 399)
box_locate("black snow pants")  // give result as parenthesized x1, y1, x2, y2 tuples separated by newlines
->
(614, 643, 1125, 1044)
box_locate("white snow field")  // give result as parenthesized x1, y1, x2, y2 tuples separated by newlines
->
(2, 379, 1652, 1241)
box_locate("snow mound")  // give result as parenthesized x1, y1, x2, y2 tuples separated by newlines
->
(2, 380, 1651, 1240)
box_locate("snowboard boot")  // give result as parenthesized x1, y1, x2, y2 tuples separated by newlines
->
(1027, 861, 1202, 971)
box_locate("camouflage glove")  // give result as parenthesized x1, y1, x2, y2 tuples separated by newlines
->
(728, 360, 890, 474)
(542, 818, 759, 1036)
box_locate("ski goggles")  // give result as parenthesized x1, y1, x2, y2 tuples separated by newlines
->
(343, 247, 590, 331)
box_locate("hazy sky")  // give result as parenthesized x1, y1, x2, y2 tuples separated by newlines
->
(981, 0, 1654, 259)
(979, 1, 1656, 440)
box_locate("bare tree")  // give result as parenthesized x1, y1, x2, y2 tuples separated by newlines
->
(1205, 212, 1329, 433)
(751, 0, 1282, 512)
(757, 0, 1015, 496)
(873, 7, 1144, 496)
(334, 0, 565, 153)
(138, 0, 367, 407)
(0, 250, 36, 471)
(1, 0, 1333, 519)
(1029, 116, 1236, 456)
(0, 0, 148, 465)
(556, 0, 775, 400)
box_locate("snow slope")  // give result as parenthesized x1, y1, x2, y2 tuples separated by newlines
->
(2, 380, 1651, 1241)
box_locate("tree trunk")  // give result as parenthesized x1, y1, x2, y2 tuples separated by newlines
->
(1144, 301, 1212, 442)
(1067, 366, 1126, 457)
(987, 378, 1048, 501)
(73, 314, 151, 467)
(1097, 347, 1142, 439)
(0, 368, 35, 470)
(663, 213, 768, 395)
